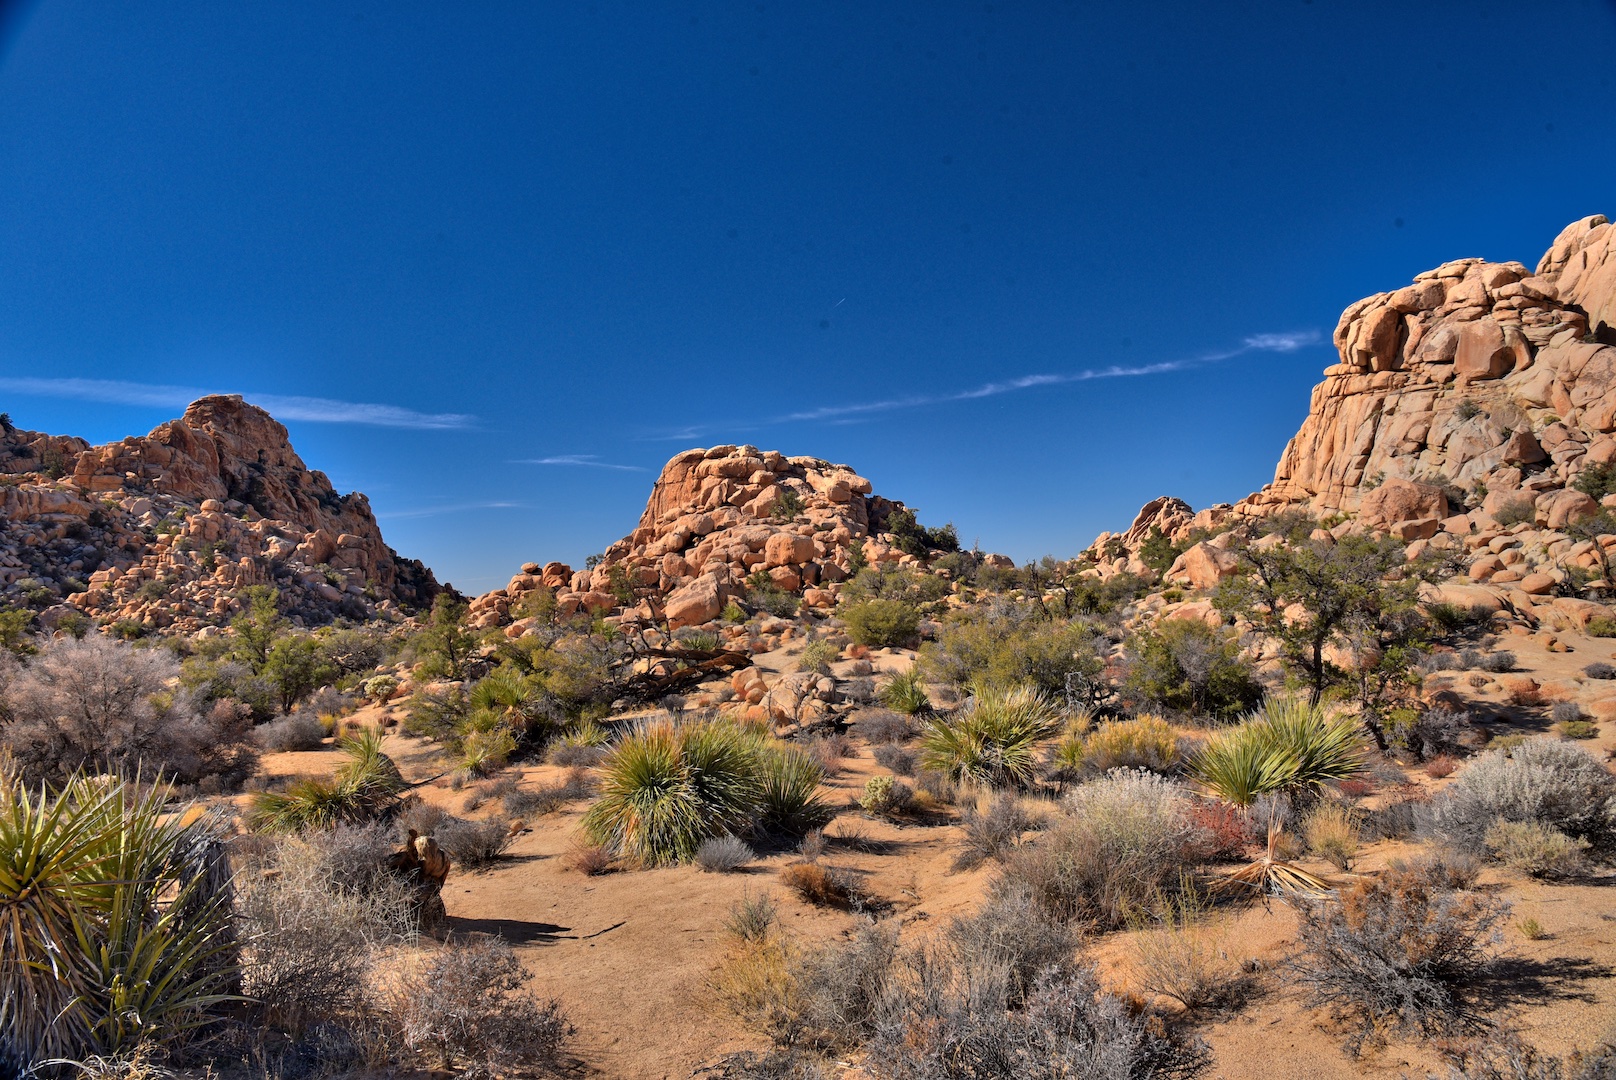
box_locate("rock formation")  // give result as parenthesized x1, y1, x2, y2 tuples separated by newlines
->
(0, 395, 441, 632)
(471, 445, 925, 631)
(1087, 215, 1616, 632)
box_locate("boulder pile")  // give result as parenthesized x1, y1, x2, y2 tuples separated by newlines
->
(0, 395, 441, 632)
(471, 445, 923, 631)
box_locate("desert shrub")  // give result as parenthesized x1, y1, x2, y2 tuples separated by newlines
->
(779, 861, 859, 909)
(256, 713, 328, 752)
(549, 720, 612, 766)
(1189, 698, 1366, 806)
(953, 793, 1034, 870)
(701, 1050, 828, 1080)
(581, 720, 761, 866)
(1290, 859, 1509, 1053)
(401, 685, 468, 742)
(946, 884, 1083, 1006)
(797, 639, 840, 675)
(919, 684, 1061, 789)
(801, 732, 852, 777)
(841, 599, 920, 648)
(1426, 754, 1458, 779)
(999, 770, 1207, 928)
(842, 676, 877, 705)
(503, 768, 595, 817)
(389, 936, 571, 1075)
(1476, 650, 1517, 673)
(872, 743, 917, 776)
(857, 708, 915, 743)
(678, 629, 722, 652)
(1302, 801, 1362, 871)
(1121, 620, 1264, 723)
(726, 891, 779, 942)
(697, 833, 756, 872)
(1583, 662, 1616, 680)
(1389, 706, 1472, 762)
(1363, 798, 1423, 840)
(1552, 701, 1586, 724)
(1484, 819, 1590, 878)
(1562, 719, 1600, 740)
(1588, 616, 1616, 638)
(1492, 497, 1537, 527)
(1574, 461, 1616, 501)
(858, 774, 912, 817)
(757, 744, 834, 836)
(913, 767, 959, 806)
(878, 669, 931, 715)
(863, 961, 1210, 1080)
(247, 728, 406, 833)
(566, 841, 613, 875)
(1081, 714, 1181, 774)
(431, 816, 513, 869)
(921, 602, 1106, 698)
(362, 673, 400, 703)
(1129, 886, 1242, 1011)
(1422, 739, 1616, 856)
(0, 777, 238, 1068)
(1, 634, 258, 786)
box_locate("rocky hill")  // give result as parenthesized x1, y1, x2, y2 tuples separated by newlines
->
(1092, 214, 1616, 600)
(0, 395, 441, 633)
(470, 445, 932, 632)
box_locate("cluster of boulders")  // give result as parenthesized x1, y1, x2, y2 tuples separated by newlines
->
(471, 445, 927, 632)
(0, 396, 440, 632)
(1085, 215, 1616, 638)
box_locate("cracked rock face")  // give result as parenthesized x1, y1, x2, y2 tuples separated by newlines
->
(0, 395, 440, 633)
(1247, 214, 1616, 518)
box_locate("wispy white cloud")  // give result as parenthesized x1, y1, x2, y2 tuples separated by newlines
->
(513, 455, 646, 471)
(0, 376, 476, 430)
(375, 501, 525, 519)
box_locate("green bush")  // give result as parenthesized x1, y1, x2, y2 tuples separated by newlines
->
(842, 599, 920, 647)
(1587, 616, 1616, 638)
(247, 729, 406, 832)
(921, 604, 1104, 698)
(1121, 620, 1263, 723)
(859, 774, 912, 816)
(920, 684, 1061, 789)
(1485, 819, 1589, 878)
(1492, 497, 1537, 527)
(797, 639, 841, 675)
(1189, 698, 1366, 806)
(1574, 461, 1616, 501)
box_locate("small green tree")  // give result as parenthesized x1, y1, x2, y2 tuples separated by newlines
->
(262, 634, 339, 713)
(414, 594, 479, 680)
(1214, 530, 1448, 748)
(1122, 619, 1263, 722)
(0, 411, 14, 436)
(1138, 527, 1186, 576)
(0, 607, 35, 656)
(230, 586, 286, 670)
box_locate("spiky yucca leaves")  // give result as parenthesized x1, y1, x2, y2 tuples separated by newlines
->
(755, 745, 832, 836)
(879, 668, 932, 715)
(582, 720, 764, 867)
(247, 728, 408, 833)
(1190, 698, 1365, 807)
(919, 684, 1061, 789)
(0, 775, 237, 1067)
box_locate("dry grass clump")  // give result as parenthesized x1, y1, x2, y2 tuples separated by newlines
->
(857, 708, 916, 744)
(779, 862, 861, 909)
(1290, 855, 1509, 1054)
(872, 743, 918, 776)
(952, 793, 1037, 871)
(566, 841, 613, 876)
(1129, 886, 1244, 1011)
(431, 816, 514, 869)
(1079, 714, 1182, 774)
(388, 936, 572, 1074)
(1302, 801, 1362, 871)
(996, 769, 1208, 928)
(1484, 819, 1590, 879)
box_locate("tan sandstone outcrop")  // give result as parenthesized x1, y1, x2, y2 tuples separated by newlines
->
(471, 445, 918, 630)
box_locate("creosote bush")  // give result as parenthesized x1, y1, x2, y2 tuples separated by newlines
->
(841, 599, 920, 648)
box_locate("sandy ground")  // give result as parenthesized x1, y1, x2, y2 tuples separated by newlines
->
(245, 631, 1616, 1079)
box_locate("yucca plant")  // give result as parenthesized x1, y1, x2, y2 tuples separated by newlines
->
(755, 745, 832, 836)
(920, 684, 1061, 789)
(1189, 698, 1365, 806)
(879, 668, 932, 715)
(247, 728, 408, 833)
(581, 720, 763, 867)
(0, 774, 238, 1067)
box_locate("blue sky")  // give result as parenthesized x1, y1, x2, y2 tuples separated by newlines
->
(1, 1, 1614, 593)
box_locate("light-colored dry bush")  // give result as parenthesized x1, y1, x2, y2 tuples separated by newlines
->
(1423, 739, 1616, 856)
(1128, 887, 1243, 1011)
(256, 713, 327, 752)
(1081, 714, 1181, 774)
(1, 634, 258, 785)
(388, 936, 571, 1076)
(998, 769, 1208, 928)
(696, 833, 756, 873)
